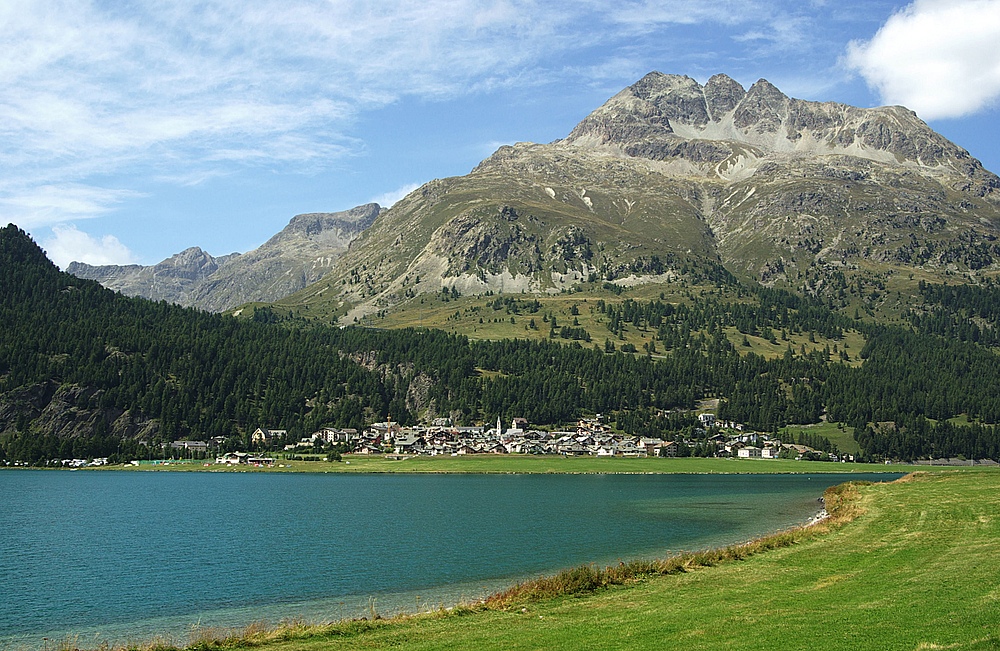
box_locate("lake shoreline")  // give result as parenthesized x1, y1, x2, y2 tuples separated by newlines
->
(43, 454, 922, 475)
(42, 474, 883, 651)
(0, 470, 913, 651)
(0, 472, 908, 648)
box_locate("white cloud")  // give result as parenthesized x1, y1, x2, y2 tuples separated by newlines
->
(845, 0, 1000, 119)
(0, 0, 825, 229)
(371, 183, 422, 208)
(41, 224, 139, 269)
(734, 15, 810, 51)
(0, 0, 583, 227)
(608, 0, 762, 28)
(0, 184, 141, 229)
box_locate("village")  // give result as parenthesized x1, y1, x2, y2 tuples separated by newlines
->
(3, 413, 861, 470)
(222, 413, 846, 465)
(35, 417, 1000, 468)
(0, 414, 837, 469)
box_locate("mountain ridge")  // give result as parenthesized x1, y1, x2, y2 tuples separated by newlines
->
(268, 71, 1000, 324)
(67, 71, 1000, 323)
(562, 72, 998, 192)
(69, 203, 381, 312)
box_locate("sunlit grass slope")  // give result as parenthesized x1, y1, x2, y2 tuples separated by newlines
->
(162, 469, 999, 651)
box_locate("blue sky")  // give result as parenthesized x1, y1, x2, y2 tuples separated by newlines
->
(4, 0, 1000, 268)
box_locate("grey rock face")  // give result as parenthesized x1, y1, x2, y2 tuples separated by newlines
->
(0, 381, 160, 442)
(68, 203, 380, 311)
(68, 247, 227, 305)
(632, 72, 711, 126)
(733, 79, 788, 133)
(562, 71, 997, 186)
(704, 73, 746, 119)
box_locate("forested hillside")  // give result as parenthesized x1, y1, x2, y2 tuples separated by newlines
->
(2, 225, 1000, 464)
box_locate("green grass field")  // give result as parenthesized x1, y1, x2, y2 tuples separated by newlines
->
(780, 421, 863, 456)
(163, 469, 999, 651)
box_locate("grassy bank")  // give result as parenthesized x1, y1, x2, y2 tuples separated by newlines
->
(111, 455, 919, 474)
(87, 468, 998, 651)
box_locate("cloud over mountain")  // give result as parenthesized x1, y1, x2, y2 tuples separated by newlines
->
(43, 224, 138, 270)
(846, 0, 1000, 120)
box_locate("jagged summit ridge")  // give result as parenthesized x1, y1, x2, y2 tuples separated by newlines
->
(265, 204, 381, 247)
(562, 71, 997, 193)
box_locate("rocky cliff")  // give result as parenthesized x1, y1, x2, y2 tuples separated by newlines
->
(563, 72, 997, 195)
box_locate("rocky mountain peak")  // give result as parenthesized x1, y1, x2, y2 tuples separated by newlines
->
(164, 247, 218, 272)
(734, 78, 789, 133)
(286, 71, 1000, 325)
(560, 71, 998, 193)
(68, 203, 381, 312)
(704, 73, 746, 119)
(69, 246, 224, 294)
(629, 72, 709, 125)
(282, 203, 381, 238)
(266, 203, 381, 248)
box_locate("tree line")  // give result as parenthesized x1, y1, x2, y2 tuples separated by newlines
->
(3, 224, 1000, 463)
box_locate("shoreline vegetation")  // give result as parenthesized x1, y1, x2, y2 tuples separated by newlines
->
(31, 467, 1000, 651)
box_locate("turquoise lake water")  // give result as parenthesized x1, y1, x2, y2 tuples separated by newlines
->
(0, 470, 899, 649)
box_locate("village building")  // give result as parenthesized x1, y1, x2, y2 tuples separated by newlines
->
(394, 434, 423, 455)
(312, 428, 358, 444)
(657, 441, 679, 457)
(170, 440, 209, 453)
(251, 428, 287, 445)
(455, 443, 478, 455)
(761, 446, 782, 459)
(482, 441, 507, 454)
(355, 443, 383, 455)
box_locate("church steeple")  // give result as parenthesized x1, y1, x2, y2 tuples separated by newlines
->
(497, 414, 502, 436)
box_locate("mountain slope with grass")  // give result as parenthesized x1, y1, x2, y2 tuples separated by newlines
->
(270, 72, 1000, 325)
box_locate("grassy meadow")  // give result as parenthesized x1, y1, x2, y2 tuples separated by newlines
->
(352, 282, 861, 363)
(109, 468, 1000, 651)
(780, 421, 863, 456)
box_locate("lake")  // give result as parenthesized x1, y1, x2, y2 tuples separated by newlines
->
(0, 470, 898, 649)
